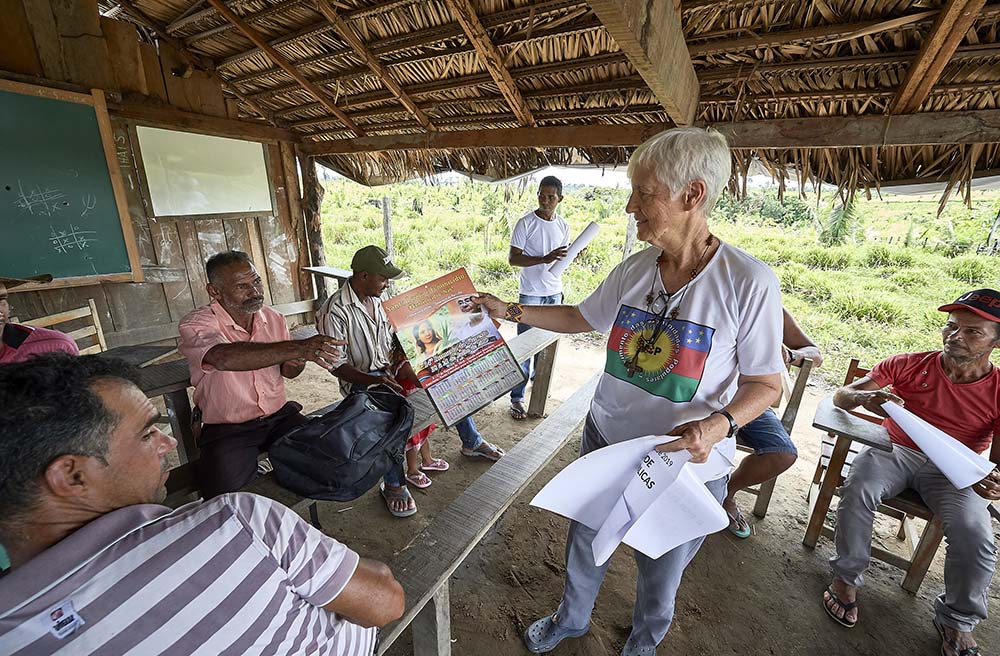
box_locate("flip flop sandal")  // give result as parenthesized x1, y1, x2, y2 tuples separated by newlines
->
(379, 481, 417, 518)
(405, 472, 432, 489)
(510, 401, 528, 420)
(461, 441, 505, 462)
(523, 614, 590, 653)
(822, 586, 858, 628)
(727, 509, 752, 539)
(420, 458, 450, 472)
(934, 618, 981, 656)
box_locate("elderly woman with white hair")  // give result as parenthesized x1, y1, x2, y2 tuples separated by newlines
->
(474, 127, 785, 655)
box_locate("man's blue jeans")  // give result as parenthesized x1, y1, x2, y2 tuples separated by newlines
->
(510, 293, 563, 403)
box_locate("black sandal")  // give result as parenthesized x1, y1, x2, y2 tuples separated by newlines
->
(934, 618, 980, 656)
(822, 586, 858, 628)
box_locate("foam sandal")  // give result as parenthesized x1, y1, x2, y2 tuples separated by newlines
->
(461, 441, 505, 461)
(379, 481, 417, 518)
(405, 471, 432, 489)
(420, 458, 450, 472)
(822, 586, 858, 628)
(727, 509, 752, 539)
(523, 613, 590, 653)
(510, 401, 527, 420)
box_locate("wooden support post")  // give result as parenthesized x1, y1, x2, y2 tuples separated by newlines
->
(300, 153, 332, 302)
(411, 582, 451, 656)
(902, 517, 945, 594)
(382, 196, 396, 295)
(527, 339, 559, 419)
(804, 436, 851, 548)
(164, 389, 198, 464)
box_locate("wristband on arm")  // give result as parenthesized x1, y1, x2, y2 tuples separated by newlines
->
(504, 302, 524, 322)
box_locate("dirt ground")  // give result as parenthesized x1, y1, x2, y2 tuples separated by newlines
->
(284, 326, 1000, 656)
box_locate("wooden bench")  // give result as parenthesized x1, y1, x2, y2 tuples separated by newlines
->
(378, 373, 600, 656)
(151, 327, 563, 520)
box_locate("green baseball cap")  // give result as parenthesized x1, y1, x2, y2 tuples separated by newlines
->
(351, 245, 403, 279)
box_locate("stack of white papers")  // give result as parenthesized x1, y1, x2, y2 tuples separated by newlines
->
(530, 435, 730, 566)
(881, 403, 994, 489)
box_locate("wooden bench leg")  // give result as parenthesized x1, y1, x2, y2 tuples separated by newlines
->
(308, 502, 323, 530)
(902, 517, 944, 594)
(412, 582, 451, 656)
(527, 340, 559, 419)
(752, 477, 776, 519)
(804, 436, 851, 548)
(164, 389, 198, 464)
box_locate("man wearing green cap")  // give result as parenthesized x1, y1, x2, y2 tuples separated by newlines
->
(318, 245, 504, 518)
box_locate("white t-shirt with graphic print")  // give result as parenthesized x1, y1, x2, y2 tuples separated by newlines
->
(577, 242, 784, 477)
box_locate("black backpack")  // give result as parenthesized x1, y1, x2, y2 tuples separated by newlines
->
(269, 385, 414, 501)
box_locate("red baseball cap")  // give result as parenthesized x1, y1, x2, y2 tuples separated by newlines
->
(938, 289, 1000, 323)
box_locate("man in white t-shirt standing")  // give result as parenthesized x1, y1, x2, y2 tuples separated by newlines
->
(507, 175, 571, 420)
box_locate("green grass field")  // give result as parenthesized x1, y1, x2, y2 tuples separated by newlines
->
(321, 177, 999, 384)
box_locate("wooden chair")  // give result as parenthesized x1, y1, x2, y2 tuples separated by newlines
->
(735, 356, 814, 518)
(22, 299, 107, 354)
(805, 358, 944, 593)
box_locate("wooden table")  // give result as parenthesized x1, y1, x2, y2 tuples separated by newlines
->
(302, 265, 352, 289)
(101, 344, 177, 367)
(803, 397, 892, 548)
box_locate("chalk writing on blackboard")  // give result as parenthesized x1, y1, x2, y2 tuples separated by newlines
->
(50, 225, 98, 254)
(14, 181, 67, 217)
(81, 194, 97, 216)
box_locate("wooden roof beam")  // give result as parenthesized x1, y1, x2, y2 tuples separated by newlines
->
(314, 0, 436, 132)
(111, 0, 282, 126)
(711, 109, 1000, 148)
(890, 0, 986, 114)
(441, 0, 535, 126)
(218, 0, 588, 71)
(301, 123, 672, 155)
(589, 0, 698, 126)
(300, 109, 1000, 155)
(204, 0, 364, 136)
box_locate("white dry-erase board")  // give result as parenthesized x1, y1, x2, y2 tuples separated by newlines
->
(135, 126, 274, 217)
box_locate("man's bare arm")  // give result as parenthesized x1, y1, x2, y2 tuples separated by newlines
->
(473, 293, 593, 334)
(204, 334, 342, 372)
(508, 245, 568, 268)
(322, 558, 404, 628)
(832, 377, 903, 418)
(331, 363, 403, 393)
(782, 308, 823, 368)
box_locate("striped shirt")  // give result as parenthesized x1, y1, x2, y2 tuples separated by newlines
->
(316, 282, 393, 397)
(0, 494, 377, 656)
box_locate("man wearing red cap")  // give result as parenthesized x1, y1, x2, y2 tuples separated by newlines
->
(823, 289, 1000, 656)
(0, 276, 79, 364)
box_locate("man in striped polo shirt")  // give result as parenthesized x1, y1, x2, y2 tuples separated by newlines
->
(0, 354, 404, 656)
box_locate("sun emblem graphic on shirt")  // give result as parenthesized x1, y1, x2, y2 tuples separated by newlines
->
(619, 315, 680, 380)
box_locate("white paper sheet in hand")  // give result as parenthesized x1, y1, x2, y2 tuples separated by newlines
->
(881, 402, 994, 489)
(530, 436, 730, 565)
(548, 221, 600, 277)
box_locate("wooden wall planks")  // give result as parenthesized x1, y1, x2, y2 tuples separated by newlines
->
(5, 1, 312, 346)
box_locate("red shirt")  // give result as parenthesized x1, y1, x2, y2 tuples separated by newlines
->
(178, 302, 291, 425)
(869, 351, 1000, 455)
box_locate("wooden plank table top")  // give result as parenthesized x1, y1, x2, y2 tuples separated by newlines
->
(302, 265, 352, 280)
(100, 344, 178, 368)
(812, 397, 892, 452)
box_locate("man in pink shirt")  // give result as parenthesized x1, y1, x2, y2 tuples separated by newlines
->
(0, 277, 79, 364)
(179, 251, 343, 497)
(823, 289, 1000, 656)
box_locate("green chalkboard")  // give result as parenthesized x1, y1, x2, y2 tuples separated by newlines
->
(0, 86, 135, 282)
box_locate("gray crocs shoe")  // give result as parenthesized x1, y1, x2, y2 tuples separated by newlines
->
(523, 613, 590, 653)
(620, 636, 656, 656)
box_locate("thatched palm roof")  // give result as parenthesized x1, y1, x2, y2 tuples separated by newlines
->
(103, 0, 1000, 194)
